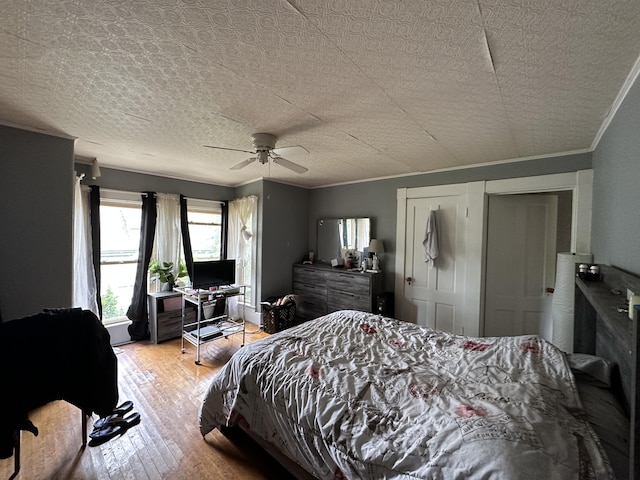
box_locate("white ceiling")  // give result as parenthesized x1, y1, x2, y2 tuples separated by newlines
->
(2, 0, 640, 188)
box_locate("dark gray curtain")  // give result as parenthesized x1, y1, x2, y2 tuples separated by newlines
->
(127, 192, 157, 341)
(180, 195, 194, 279)
(89, 186, 101, 318)
(221, 201, 228, 259)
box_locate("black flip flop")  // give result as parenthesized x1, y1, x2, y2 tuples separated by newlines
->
(93, 401, 134, 429)
(90, 412, 141, 438)
(88, 412, 141, 446)
(88, 423, 123, 447)
(115, 412, 141, 432)
(112, 400, 134, 416)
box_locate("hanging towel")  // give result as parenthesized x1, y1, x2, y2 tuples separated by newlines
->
(423, 210, 439, 267)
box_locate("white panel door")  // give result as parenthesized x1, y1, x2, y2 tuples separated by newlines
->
(483, 194, 558, 337)
(402, 195, 468, 333)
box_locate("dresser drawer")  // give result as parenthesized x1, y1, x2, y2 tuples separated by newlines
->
(327, 272, 370, 296)
(296, 300, 328, 320)
(328, 289, 371, 312)
(294, 280, 328, 320)
(156, 309, 195, 343)
(156, 310, 182, 342)
(294, 280, 327, 298)
(294, 266, 328, 286)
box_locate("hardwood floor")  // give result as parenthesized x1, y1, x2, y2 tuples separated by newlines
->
(0, 327, 298, 480)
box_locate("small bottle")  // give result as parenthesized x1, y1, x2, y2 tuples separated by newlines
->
(577, 264, 588, 279)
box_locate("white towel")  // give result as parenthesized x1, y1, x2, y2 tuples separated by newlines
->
(423, 210, 439, 267)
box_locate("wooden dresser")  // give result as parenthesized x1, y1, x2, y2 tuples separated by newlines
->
(293, 263, 384, 320)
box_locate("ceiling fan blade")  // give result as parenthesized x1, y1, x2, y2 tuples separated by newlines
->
(271, 156, 308, 174)
(230, 157, 257, 170)
(203, 145, 255, 154)
(271, 145, 309, 157)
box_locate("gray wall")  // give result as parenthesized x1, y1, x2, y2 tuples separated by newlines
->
(0, 125, 75, 320)
(308, 153, 592, 292)
(216, 179, 309, 302)
(261, 180, 310, 299)
(592, 75, 640, 276)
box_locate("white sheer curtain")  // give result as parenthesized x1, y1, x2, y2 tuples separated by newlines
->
(72, 175, 99, 316)
(155, 193, 182, 281)
(227, 195, 257, 318)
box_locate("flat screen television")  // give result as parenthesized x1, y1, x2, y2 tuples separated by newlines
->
(191, 259, 236, 289)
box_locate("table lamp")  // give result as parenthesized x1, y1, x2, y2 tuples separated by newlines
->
(368, 239, 384, 272)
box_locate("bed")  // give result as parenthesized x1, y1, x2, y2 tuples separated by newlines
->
(199, 270, 640, 480)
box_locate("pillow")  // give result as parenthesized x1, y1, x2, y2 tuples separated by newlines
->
(567, 353, 612, 388)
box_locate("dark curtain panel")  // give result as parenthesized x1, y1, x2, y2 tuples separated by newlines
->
(221, 201, 228, 259)
(89, 186, 102, 318)
(126, 192, 157, 341)
(180, 195, 194, 279)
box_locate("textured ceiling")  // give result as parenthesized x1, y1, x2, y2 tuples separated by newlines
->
(2, 0, 640, 188)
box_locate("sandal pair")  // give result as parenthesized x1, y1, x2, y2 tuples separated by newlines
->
(88, 412, 140, 447)
(93, 400, 134, 430)
(88, 400, 139, 447)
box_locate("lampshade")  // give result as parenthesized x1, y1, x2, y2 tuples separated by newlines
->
(368, 239, 384, 254)
(91, 158, 101, 179)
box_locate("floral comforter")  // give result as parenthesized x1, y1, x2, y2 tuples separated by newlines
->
(199, 310, 614, 479)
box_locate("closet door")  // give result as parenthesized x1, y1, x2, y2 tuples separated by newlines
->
(483, 194, 557, 337)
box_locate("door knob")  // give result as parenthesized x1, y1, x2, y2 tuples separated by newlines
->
(405, 277, 412, 285)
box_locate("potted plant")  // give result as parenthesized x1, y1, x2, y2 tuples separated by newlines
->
(149, 261, 184, 291)
(175, 261, 188, 287)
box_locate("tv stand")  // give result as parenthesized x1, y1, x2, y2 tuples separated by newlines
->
(174, 286, 246, 365)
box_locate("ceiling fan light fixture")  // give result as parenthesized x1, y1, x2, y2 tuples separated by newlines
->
(257, 150, 269, 164)
(211, 132, 308, 174)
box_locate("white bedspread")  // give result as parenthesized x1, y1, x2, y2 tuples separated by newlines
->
(199, 310, 614, 479)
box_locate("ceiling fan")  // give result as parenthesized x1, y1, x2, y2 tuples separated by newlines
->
(203, 133, 309, 174)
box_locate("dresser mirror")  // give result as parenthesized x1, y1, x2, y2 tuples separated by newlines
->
(317, 217, 371, 264)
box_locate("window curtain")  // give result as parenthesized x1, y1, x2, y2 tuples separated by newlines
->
(180, 195, 194, 279)
(127, 192, 157, 341)
(72, 175, 99, 316)
(155, 193, 182, 282)
(89, 186, 102, 317)
(227, 195, 257, 318)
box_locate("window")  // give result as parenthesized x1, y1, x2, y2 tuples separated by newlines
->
(186, 199, 223, 261)
(99, 191, 141, 324)
(97, 193, 227, 323)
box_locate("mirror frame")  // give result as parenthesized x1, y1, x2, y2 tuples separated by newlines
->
(316, 217, 371, 264)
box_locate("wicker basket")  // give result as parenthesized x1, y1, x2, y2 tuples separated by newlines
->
(261, 297, 297, 334)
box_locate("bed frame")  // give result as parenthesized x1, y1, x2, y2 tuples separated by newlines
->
(574, 264, 640, 480)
